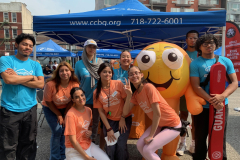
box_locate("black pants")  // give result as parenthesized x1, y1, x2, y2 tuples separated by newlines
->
(0, 105, 37, 160)
(103, 116, 132, 160)
(193, 105, 228, 160)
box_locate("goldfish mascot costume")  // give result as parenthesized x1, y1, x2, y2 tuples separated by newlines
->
(133, 42, 206, 160)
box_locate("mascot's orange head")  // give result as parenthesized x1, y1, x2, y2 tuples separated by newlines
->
(133, 42, 191, 99)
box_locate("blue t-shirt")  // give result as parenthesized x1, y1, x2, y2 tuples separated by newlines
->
(186, 50, 198, 61)
(0, 55, 44, 112)
(75, 59, 99, 105)
(190, 56, 235, 108)
(112, 66, 128, 85)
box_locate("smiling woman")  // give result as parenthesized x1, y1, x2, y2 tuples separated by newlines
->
(41, 61, 80, 160)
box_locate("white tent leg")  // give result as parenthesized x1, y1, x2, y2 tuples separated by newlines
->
(222, 26, 226, 57)
(33, 32, 37, 61)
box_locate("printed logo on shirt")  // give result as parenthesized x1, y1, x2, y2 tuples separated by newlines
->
(100, 91, 120, 108)
(79, 120, 90, 133)
(83, 68, 89, 74)
(14, 67, 33, 76)
(54, 95, 71, 105)
(139, 101, 153, 113)
(202, 64, 211, 77)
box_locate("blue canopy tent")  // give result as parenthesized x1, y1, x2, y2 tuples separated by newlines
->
(77, 49, 140, 59)
(33, 0, 226, 52)
(15, 39, 76, 57)
(214, 46, 225, 56)
(78, 49, 121, 59)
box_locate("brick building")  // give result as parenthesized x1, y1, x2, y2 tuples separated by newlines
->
(95, 0, 226, 12)
(0, 2, 33, 56)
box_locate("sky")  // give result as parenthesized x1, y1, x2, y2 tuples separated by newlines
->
(0, 0, 95, 15)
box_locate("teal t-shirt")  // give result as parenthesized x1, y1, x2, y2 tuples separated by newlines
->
(75, 59, 99, 105)
(112, 66, 128, 85)
(0, 55, 44, 112)
(186, 50, 198, 61)
(190, 56, 235, 108)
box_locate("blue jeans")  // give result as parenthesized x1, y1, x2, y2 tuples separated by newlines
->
(43, 105, 66, 160)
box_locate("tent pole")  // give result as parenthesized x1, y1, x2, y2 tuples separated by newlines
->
(221, 26, 226, 57)
(33, 32, 37, 61)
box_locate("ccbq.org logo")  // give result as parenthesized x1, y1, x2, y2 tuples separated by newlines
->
(226, 27, 236, 38)
(212, 151, 221, 159)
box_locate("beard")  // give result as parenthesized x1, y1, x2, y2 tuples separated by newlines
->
(19, 51, 30, 57)
(189, 45, 195, 48)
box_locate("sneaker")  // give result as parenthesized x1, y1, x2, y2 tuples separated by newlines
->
(176, 143, 186, 156)
(234, 107, 240, 112)
(189, 144, 195, 154)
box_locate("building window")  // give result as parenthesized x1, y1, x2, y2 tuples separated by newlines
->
(171, 8, 180, 12)
(104, 0, 110, 5)
(3, 12, 9, 22)
(184, 8, 194, 12)
(5, 44, 11, 50)
(199, 0, 219, 5)
(12, 13, 17, 22)
(212, 0, 219, 5)
(12, 29, 18, 38)
(4, 29, 10, 39)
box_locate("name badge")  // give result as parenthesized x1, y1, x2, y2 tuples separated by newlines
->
(112, 91, 118, 97)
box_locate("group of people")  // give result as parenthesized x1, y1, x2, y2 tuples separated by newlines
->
(0, 32, 238, 160)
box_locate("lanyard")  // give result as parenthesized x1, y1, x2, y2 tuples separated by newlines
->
(102, 86, 111, 116)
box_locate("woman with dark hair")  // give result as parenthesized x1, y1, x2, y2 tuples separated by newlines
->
(93, 63, 132, 160)
(64, 87, 109, 160)
(75, 39, 103, 143)
(122, 66, 181, 160)
(112, 50, 133, 84)
(42, 61, 80, 160)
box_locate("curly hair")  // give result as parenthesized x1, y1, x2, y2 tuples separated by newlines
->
(47, 61, 79, 94)
(15, 33, 35, 46)
(195, 33, 219, 56)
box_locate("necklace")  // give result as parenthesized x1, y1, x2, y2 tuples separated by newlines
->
(102, 83, 111, 116)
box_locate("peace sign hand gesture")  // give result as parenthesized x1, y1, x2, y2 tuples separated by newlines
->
(124, 78, 132, 96)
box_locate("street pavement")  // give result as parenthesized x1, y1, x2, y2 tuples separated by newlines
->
(0, 86, 239, 159)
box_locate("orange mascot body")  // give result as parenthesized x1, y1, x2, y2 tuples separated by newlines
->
(133, 42, 206, 160)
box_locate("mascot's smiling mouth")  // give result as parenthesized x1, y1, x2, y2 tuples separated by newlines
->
(146, 71, 180, 91)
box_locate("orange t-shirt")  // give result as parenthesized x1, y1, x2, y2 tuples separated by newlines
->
(131, 83, 180, 127)
(64, 106, 92, 150)
(93, 80, 132, 121)
(42, 81, 79, 109)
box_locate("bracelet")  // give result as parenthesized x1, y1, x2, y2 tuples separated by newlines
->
(106, 127, 112, 132)
(121, 115, 126, 119)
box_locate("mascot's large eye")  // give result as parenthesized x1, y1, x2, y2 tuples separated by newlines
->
(162, 48, 183, 69)
(136, 50, 156, 71)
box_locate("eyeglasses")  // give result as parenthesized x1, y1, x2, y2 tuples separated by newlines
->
(202, 42, 215, 47)
(129, 72, 141, 77)
(187, 37, 198, 40)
